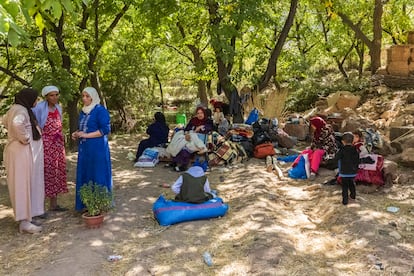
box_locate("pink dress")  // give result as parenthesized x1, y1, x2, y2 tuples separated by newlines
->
(43, 109, 68, 197)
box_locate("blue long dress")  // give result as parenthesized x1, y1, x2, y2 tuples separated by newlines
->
(75, 105, 112, 211)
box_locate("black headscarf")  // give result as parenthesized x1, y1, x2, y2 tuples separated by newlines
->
(154, 111, 166, 124)
(14, 88, 41, 141)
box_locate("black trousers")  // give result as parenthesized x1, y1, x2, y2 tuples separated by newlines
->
(342, 177, 356, 205)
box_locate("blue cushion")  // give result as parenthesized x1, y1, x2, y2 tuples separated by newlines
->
(153, 195, 229, 226)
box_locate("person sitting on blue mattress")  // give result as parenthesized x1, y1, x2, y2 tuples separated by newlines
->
(172, 166, 214, 203)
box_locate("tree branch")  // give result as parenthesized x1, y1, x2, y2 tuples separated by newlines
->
(0, 66, 30, 86)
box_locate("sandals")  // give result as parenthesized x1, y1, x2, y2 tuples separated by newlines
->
(34, 213, 48, 219)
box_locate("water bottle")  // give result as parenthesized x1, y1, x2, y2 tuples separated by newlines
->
(203, 251, 213, 266)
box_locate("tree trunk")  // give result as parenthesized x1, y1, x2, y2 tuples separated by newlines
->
(337, 0, 383, 74)
(207, 0, 243, 122)
(67, 99, 80, 151)
(257, 0, 298, 91)
(371, 0, 383, 74)
(176, 21, 209, 107)
(197, 80, 208, 107)
(356, 41, 364, 78)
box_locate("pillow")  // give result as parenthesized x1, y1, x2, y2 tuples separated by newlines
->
(153, 195, 229, 226)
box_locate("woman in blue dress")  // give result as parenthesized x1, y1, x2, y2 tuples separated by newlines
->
(71, 87, 112, 211)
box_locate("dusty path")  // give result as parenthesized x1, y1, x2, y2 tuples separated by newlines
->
(0, 134, 413, 275)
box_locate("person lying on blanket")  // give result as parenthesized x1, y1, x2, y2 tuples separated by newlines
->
(172, 166, 215, 203)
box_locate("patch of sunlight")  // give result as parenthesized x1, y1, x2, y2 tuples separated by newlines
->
(106, 225, 122, 231)
(150, 265, 173, 274)
(278, 185, 311, 200)
(397, 242, 414, 251)
(0, 208, 12, 219)
(137, 232, 151, 238)
(279, 210, 316, 228)
(113, 171, 146, 183)
(125, 264, 147, 275)
(218, 260, 250, 275)
(333, 261, 366, 272)
(352, 238, 369, 249)
(219, 220, 262, 240)
(357, 210, 388, 220)
(46, 217, 63, 223)
(174, 246, 197, 254)
(145, 196, 158, 202)
(90, 239, 104, 246)
(41, 232, 58, 242)
(293, 231, 348, 258)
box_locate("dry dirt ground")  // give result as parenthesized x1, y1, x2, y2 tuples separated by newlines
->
(1, 134, 414, 276)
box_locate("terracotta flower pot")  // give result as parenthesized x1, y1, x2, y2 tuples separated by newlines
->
(82, 213, 104, 229)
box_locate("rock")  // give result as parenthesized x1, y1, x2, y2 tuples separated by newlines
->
(389, 230, 402, 240)
(407, 92, 414, 104)
(397, 173, 410, 185)
(326, 91, 360, 111)
(283, 123, 309, 141)
(400, 148, 414, 167)
(403, 104, 414, 115)
(383, 160, 398, 177)
(375, 140, 395, 156)
(389, 126, 414, 141)
(380, 110, 397, 120)
(383, 160, 398, 187)
(390, 132, 414, 153)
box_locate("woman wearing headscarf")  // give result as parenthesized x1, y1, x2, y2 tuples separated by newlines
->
(32, 85, 68, 212)
(168, 106, 213, 172)
(291, 116, 338, 180)
(3, 88, 45, 233)
(71, 87, 112, 212)
(134, 112, 169, 162)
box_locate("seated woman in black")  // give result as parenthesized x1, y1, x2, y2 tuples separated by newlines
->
(134, 112, 169, 162)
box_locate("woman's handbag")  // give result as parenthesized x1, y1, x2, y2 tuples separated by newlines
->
(253, 143, 276, 159)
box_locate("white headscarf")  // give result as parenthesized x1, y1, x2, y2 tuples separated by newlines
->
(82, 87, 101, 114)
(186, 166, 205, 177)
(41, 85, 59, 97)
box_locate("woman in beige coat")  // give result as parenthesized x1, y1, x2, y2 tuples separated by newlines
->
(3, 88, 45, 233)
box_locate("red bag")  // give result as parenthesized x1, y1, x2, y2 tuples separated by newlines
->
(254, 143, 276, 159)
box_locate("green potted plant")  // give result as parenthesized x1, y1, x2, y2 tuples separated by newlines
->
(79, 181, 113, 228)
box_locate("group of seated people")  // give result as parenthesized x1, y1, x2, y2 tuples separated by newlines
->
(134, 106, 384, 192)
(134, 106, 219, 171)
(290, 116, 384, 187)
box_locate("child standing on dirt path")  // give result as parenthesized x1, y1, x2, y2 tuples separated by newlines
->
(335, 132, 360, 205)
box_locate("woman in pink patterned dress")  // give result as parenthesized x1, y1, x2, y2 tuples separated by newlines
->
(33, 85, 68, 211)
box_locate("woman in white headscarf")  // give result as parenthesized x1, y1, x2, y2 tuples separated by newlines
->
(32, 85, 68, 212)
(71, 87, 112, 211)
